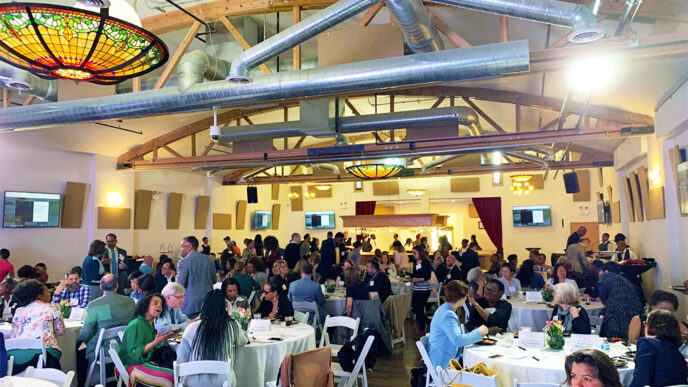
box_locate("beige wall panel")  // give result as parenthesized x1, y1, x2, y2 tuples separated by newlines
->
(648, 186, 666, 220)
(622, 177, 636, 222)
(572, 170, 591, 202)
(167, 193, 183, 229)
(272, 204, 281, 230)
(271, 184, 279, 200)
(98, 207, 131, 229)
(62, 181, 89, 229)
(611, 201, 621, 223)
(450, 177, 480, 193)
(195, 195, 210, 229)
(629, 172, 644, 221)
(134, 190, 153, 229)
(236, 200, 248, 230)
(212, 213, 232, 229)
(372, 181, 399, 196)
(290, 186, 303, 211)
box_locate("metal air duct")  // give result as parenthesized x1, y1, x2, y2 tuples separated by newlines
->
(311, 163, 340, 175)
(504, 151, 549, 168)
(0, 40, 529, 131)
(425, 0, 604, 43)
(227, 0, 383, 83)
(421, 155, 461, 173)
(0, 63, 58, 102)
(177, 51, 231, 92)
(386, 0, 444, 52)
(213, 106, 479, 143)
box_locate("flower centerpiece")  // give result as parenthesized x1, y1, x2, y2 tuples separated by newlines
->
(541, 288, 554, 303)
(233, 307, 251, 330)
(325, 281, 336, 294)
(58, 299, 72, 319)
(544, 320, 565, 350)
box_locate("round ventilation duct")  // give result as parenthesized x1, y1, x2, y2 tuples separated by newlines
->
(568, 28, 606, 44)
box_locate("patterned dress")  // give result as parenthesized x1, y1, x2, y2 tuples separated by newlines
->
(11, 301, 65, 351)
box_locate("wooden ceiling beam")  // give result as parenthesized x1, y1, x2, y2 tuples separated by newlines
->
(219, 16, 272, 74)
(428, 10, 471, 48)
(357, 2, 385, 27)
(344, 99, 361, 116)
(161, 144, 183, 158)
(123, 124, 640, 170)
(154, 22, 201, 90)
(461, 97, 507, 133)
(431, 97, 445, 109)
(23, 95, 36, 106)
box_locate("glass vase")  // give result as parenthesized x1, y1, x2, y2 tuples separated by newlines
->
(546, 335, 565, 350)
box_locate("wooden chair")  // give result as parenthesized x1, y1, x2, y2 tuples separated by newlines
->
(331, 335, 374, 387)
(173, 359, 232, 387)
(85, 325, 127, 386)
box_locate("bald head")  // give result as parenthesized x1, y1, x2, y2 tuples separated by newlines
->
(100, 274, 118, 292)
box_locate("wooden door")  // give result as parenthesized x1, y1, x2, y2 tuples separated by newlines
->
(570, 222, 599, 251)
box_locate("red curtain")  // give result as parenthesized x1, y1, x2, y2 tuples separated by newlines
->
(471, 197, 503, 253)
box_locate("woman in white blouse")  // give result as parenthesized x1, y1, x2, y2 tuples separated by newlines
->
(498, 263, 521, 298)
(546, 263, 579, 292)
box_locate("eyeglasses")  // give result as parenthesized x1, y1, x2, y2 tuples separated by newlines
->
(263, 290, 273, 294)
(172, 294, 185, 300)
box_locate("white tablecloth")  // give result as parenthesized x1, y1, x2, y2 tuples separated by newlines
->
(236, 322, 316, 387)
(0, 320, 83, 373)
(324, 289, 347, 317)
(507, 299, 604, 332)
(464, 337, 635, 387)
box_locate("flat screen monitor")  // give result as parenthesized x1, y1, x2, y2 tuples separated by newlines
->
(3, 191, 61, 228)
(252, 210, 272, 229)
(305, 211, 335, 229)
(513, 205, 551, 227)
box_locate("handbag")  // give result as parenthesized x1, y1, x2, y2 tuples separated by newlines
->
(440, 359, 500, 387)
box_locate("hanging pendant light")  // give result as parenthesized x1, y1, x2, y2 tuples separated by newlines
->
(313, 184, 332, 191)
(0, 2, 168, 84)
(406, 189, 426, 196)
(509, 174, 534, 196)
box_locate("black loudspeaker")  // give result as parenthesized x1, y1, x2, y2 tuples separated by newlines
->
(563, 172, 580, 194)
(247, 186, 258, 204)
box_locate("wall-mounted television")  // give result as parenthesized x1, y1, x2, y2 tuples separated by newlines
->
(252, 210, 272, 229)
(597, 200, 611, 224)
(513, 205, 551, 227)
(305, 211, 335, 229)
(3, 191, 61, 228)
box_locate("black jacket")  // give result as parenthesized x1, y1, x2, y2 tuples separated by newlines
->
(284, 242, 301, 269)
(365, 270, 393, 304)
(459, 249, 480, 282)
(257, 294, 294, 320)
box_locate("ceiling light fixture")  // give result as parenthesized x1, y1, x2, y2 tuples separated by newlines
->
(509, 174, 534, 196)
(346, 163, 405, 180)
(0, 2, 168, 84)
(567, 57, 614, 92)
(406, 189, 426, 196)
(313, 184, 332, 191)
(288, 192, 300, 199)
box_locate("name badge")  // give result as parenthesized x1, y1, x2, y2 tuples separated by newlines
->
(282, 284, 287, 290)
(446, 273, 451, 279)
(509, 286, 516, 293)
(415, 264, 421, 270)
(369, 281, 375, 286)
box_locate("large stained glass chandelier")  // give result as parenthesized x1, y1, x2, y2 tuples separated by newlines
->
(346, 164, 405, 180)
(0, 2, 168, 84)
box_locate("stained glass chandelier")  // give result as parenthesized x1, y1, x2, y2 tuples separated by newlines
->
(346, 164, 405, 180)
(0, 2, 168, 84)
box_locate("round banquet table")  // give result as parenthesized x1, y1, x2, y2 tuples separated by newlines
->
(463, 337, 635, 387)
(0, 376, 61, 386)
(235, 322, 316, 387)
(324, 289, 347, 317)
(0, 320, 83, 374)
(507, 298, 604, 332)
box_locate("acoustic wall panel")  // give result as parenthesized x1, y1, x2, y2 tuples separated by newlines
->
(271, 184, 279, 200)
(468, 204, 479, 218)
(236, 200, 248, 230)
(134, 190, 153, 229)
(167, 193, 183, 229)
(623, 177, 636, 222)
(572, 170, 591, 202)
(648, 186, 666, 220)
(611, 201, 621, 223)
(629, 172, 644, 221)
(272, 204, 281, 230)
(290, 186, 303, 211)
(195, 195, 210, 229)
(372, 181, 399, 196)
(530, 175, 545, 190)
(636, 166, 650, 220)
(98, 207, 131, 229)
(308, 185, 333, 198)
(450, 177, 480, 193)
(212, 213, 232, 229)
(61, 181, 89, 228)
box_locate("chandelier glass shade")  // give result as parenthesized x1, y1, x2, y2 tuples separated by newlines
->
(510, 174, 534, 195)
(0, 3, 168, 84)
(345, 164, 404, 180)
(406, 189, 426, 196)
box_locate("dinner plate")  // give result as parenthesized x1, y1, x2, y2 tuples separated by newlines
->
(671, 285, 688, 292)
(475, 339, 497, 346)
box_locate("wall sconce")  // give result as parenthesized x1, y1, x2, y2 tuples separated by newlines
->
(105, 191, 124, 207)
(649, 165, 661, 185)
(288, 192, 300, 199)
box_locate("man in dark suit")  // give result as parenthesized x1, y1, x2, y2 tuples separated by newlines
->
(154, 261, 176, 293)
(284, 233, 301, 270)
(177, 236, 216, 318)
(104, 233, 128, 294)
(459, 242, 481, 283)
(201, 237, 211, 255)
(443, 253, 461, 285)
(566, 226, 586, 249)
(317, 232, 344, 283)
(365, 261, 392, 303)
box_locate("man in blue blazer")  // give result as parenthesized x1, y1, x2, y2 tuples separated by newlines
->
(177, 236, 216, 318)
(288, 262, 326, 323)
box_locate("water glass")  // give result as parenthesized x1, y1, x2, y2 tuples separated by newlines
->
(254, 313, 262, 320)
(285, 316, 293, 326)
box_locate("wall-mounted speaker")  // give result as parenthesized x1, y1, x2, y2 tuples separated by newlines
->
(247, 186, 258, 204)
(563, 172, 580, 194)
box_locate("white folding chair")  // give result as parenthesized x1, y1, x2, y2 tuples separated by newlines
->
(319, 316, 360, 357)
(293, 301, 320, 331)
(24, 366, 75, 387)
(294, 311, 310, 324)
(7, 355, 13, 376)
(514, 379, 561, 387)
(590, 314, 604, 335)
(416, 336, 441, 387)
(85, 325, 127, 386)
(332, 335, 374, 387)
(173, 359, 232, 387)
(108, 342, 129, 387)
(248, 290, 256, 305)
(5, 338, 46, 374)
(437, 366, 499, 387)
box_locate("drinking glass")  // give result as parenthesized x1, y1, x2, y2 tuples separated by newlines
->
(285, 316, 293, 327)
